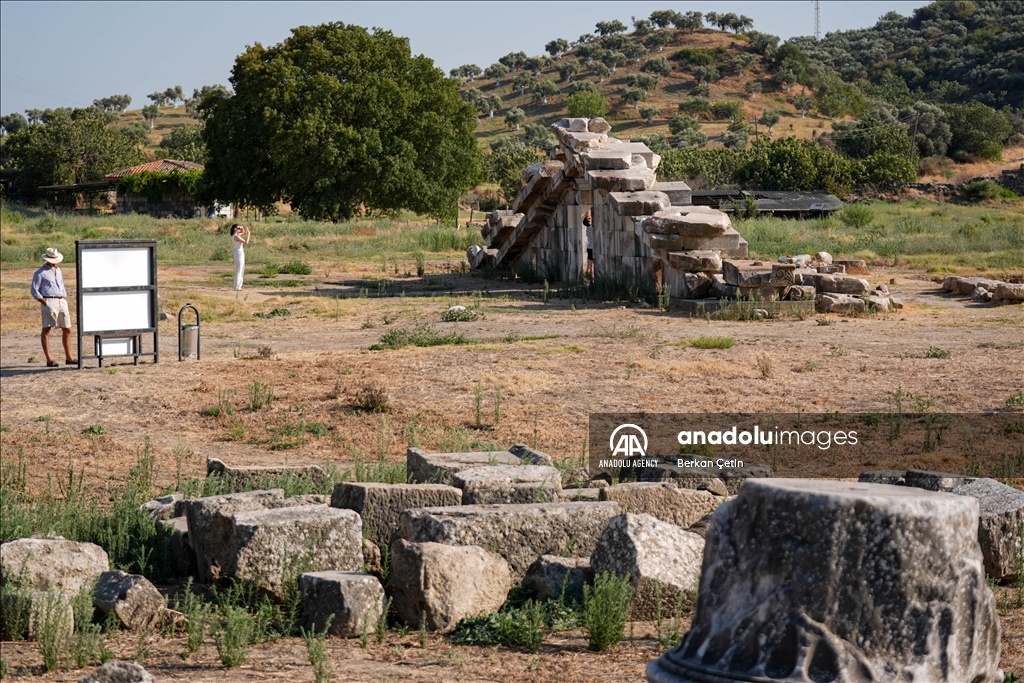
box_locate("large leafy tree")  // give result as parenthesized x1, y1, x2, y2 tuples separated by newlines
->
(5, 107, 144, 199)
(159, 124, 206, 163)
(200, 22, 480, 222)
(942, 102, 1013, 161)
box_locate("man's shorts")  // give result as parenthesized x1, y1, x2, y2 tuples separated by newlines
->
(41, 298, 71, 329)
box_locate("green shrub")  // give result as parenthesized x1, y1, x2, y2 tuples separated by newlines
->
(449, 599, 545, 652)
(280, 259, 313, 275)
(35, 591, 73, 672)
(302, 621, 333, 683)
(583, 572, 633, 651)
(690, 335, 735, 349)
(924, 346, 951, 359)
(214, 607, 254, 667)
(962, 180, 1017, 201)
(839, 204, 873, 229)
(442, 306, 479, 322)
(248, 379, 275, 410)
(369, 323, 470, 351)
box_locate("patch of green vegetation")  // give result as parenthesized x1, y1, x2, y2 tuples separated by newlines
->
(369, 323, 470, 350)
(689, 335, 736, 349)
(252, 308, 291, 319)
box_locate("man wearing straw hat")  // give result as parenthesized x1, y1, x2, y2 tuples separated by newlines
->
(30, 247, 76, 367)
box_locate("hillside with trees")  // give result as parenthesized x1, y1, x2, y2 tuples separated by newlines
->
(457, 1, 1022, 201)
(1, 2, 1020, 207)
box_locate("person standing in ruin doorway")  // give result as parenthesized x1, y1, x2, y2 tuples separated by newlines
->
(584, 210, 595, 280)
(231, 224, 250, 291)
(31, 247, 76, 367)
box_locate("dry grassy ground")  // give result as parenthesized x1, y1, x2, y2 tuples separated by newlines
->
(1, 263, 1022, 681)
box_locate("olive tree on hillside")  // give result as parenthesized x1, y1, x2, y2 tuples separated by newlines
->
(200, 22, 480, 221)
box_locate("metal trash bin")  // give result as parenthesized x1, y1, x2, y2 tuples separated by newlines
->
(178, 304, 201, 361)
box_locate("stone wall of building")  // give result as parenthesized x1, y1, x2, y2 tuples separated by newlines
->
(116, 190, 203, 218)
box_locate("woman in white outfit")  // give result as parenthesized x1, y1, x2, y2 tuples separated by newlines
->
(231, 224, 250, 291)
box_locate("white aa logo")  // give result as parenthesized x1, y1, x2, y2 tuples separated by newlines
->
(609, 424, 648, 457)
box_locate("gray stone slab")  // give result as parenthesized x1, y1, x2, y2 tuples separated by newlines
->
(231, 505, 364, 601)
(1, 538, 109, 594)
(598, 483, 722, 529)
(398, 501, 620, 580)
(300, 571, 385, 638)
(609, 191, 670, 216)
(953, 477, 1024, 580)
(331, 482, 462, 549)
(182, 489, 285, 583)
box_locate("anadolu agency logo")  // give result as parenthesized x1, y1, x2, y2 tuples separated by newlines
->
(609, 423, 648, 457)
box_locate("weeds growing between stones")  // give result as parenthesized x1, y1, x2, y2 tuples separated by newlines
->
(583, 572, 634, 652)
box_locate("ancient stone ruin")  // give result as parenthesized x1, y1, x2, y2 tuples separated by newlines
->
(647, 479, 1002, 683)
(468, 118, 904, 315)
(0, 448, 1011, 679)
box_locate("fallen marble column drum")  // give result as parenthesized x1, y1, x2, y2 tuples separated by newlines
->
(647, 479, 1001, 683)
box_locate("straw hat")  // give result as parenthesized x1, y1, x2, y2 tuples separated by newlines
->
(42, 247, 64, 264)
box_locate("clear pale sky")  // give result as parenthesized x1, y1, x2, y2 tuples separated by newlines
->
(0, 1, 928, 116)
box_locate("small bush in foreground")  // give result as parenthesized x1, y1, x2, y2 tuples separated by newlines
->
(450, 599, 546, 652)
(690, 335, 735, 349)
(839, 204, 873, 229)
(583, 572, 633, 651)
(370, 323, 470, 350)
(280, 259, 313, 275)
(962, 180, 1017, 201)
(214, 607, 254, 667)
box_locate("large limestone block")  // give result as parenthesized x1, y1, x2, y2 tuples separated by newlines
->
(817, 293, 866, 314)
(599, 483, 722, 529)
(407, 447, 518, 483)
(953, 478, 1024, 580)
(300, 571, 385, 638)
(1, 538, 109, 593)
(638, 463, 772, 495)
(650, 181, 692, 205)
(650, 227, 747, 254)
(668, 250, 721, 273)
(644, 208, 730, 237)
(904, 469, 977, 492)
(556, 117, 589, 132)
(591, 514, 704, 620)
(582, 149, 633, 170)
(833, 258, 868, 274)
(407, 446, 549, 483)
(93, 570, 164, 632)
(722, 259, 772, 287)
(454, 465, 561, 493)
(231, 505, 364, 601)
(814, 273, 870, 295)
(141, 493, 184, 521)
(587, 117, 612, 134)
(390, 540, 511, 633)
(398, 501, 620, 580)
(463, 482, 561, 505)
(523, 555, 592, 601)
(183, 489, 285, 583)
(206, 458, 327, 487)
(993, 281, 1024, 302)
(769, 263, 797, 286)
(646, 479, 1001, 683)
(330, 482, 462, 549)
(77, 661, 155, 683)
(556, 130, 608, 151)
(609, 191, 671, 216)
(587, 168, 656, 192)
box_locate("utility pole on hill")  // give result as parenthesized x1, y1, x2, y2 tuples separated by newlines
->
(814, 1, 821, 41)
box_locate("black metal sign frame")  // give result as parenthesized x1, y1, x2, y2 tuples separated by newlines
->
(75, 239, 158, 369)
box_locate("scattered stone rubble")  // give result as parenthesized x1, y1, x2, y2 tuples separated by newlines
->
(469, 118, 906, 315)
(942, 275, 1024, 304)
(4, 444, 1014, 678)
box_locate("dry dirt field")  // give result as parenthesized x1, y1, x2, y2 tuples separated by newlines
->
(1, 263, 1022, 681)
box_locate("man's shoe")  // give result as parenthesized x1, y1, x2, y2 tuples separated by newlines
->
(47, 360, 59, 367)
(65, 359, 77, 365)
